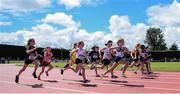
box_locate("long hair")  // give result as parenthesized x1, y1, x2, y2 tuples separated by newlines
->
(26, 38, 35, 48)
(105, 40, 113, 46)
(117, 38, 124, 45)
(78, 41, 84, 47)
(73, 43, 77, 49)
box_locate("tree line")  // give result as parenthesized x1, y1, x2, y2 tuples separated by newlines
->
(0, 44, 69, 60)
(145, 27, 179, 51)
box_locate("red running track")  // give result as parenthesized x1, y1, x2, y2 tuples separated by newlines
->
(0, 64, 180, 93)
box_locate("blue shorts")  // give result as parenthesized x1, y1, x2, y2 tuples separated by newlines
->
(102, 59, 111, 66)
(115, 56, 122, 63)
(140, 56, 145, 62)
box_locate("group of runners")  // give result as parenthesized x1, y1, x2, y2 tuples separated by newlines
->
(15, 38, 152, 83)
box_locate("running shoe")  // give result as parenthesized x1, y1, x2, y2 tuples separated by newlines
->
(90, 65, 95, 70)
(60, 69, 64, 75)
(32, 72, 37, 78)
(121, 74, 128, 78)
(79, 72, 82, 76)
(83, 80, 91, 83)
(38, 76, 41, 80)
(45, 71, 49, 76)
(111, 75, 118, 79)
(100, 74, 104, 80)
(134, 71, 137, 74)
(15, 75, 19, 83)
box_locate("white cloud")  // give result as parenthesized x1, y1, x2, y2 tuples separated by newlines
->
(1, 0, 180, 50)
(0, 21, 12, 26)
(0, 12, 148, 50)
(163, 27, 180, 48)
(58, 0, 81, 9)
(0, 0, 52, 14)
(42, 12, 80, 29)
(109, 15, 148, 49)
(58, 0, 104, 9)
(147, 0, 180, 27)
(147, 0, 180, 49)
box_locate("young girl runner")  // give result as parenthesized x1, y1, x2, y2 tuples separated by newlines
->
(15, 38, 38, 83)
(38, 47, 53, 80)
(88, 46, 100, 77)
(99, 40, 118, 79)
(140, 45, 151, 74)
(130, 43, 144, 74)
(145, 46, 152, 74)
(100, 38, 129, 79)
(61, 43, 77, 75)
(68, 41, 90, 83)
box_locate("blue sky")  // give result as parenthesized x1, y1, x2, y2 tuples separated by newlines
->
(0, 0, 176, 32)
(0, 0, 180, 49)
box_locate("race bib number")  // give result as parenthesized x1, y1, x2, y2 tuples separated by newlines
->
(78, 55, 85, 60)
(28, 55, 36, 60)
(141, 53, 146, 58)
(116, 52, 124, 57)
(93, 54, 98, 59)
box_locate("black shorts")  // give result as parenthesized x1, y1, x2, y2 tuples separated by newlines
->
(115, 56, 122, 63)
(90, 59, 99, 63)
(24, 59, 34, 65)
(102, 59, 111, 66)
(133, 59, 139, 62)
(75, 58, 83, 64)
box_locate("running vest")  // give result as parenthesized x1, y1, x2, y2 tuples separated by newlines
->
(141, 49, 147, 58)
(115, 47, 125, 58)
(44, 51, 52, 62)
(89, 51, 99, 60)
(134, 49, 140, 59)
(26, 46, 37, 60)
(71, 49, 76, 62)
(76, 48, 85, 60)
(103, 47, 111, 59)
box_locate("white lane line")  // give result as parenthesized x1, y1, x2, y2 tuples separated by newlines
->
(1, 75, 180, 92)
(1, 74, 180, 85)
(0, 80, 98, 94)
(1, 70, 180, 81)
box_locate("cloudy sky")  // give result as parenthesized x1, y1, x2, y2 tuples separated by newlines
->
(0, 0, 180, 50)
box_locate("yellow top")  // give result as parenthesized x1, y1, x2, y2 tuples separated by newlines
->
(71, 49, 76, 63)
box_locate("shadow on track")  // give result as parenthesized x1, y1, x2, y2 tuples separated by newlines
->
(41, 79, 58, 83)
(63, 79, 97, 87)
(19, 83, 44, 88)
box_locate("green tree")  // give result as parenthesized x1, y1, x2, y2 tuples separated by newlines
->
(169, 43, 178, 51)
(144, 27, 167, 51)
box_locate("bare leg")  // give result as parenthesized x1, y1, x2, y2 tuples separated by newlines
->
(148, 63, 152, 72)
(94, 65, 99, 76)
(139, 61, 145, 74)
(70, 64, 80, 73)
(103, 63, 119, 75)
(33, 62, 38, 74)
(119, 60, 129, 74)
(130, 61, 138, 67)
(145, 62, 149, 73)
(109, 62, 114, 76)
(38, 66, 45, 80)
(134, 66, 140, 74)
(17, 64, 28, 77)
(46, 64, 53, 74)
(80, 64, 86, 80)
